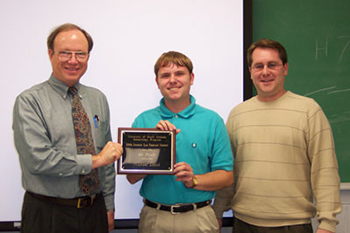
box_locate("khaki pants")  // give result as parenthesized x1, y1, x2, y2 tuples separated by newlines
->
(138, 204, 219, 233)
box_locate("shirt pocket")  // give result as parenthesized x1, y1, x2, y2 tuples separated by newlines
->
(92, 118, 108, 153)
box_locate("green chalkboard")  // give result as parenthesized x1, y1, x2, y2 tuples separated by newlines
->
(252, 0, 350, 182)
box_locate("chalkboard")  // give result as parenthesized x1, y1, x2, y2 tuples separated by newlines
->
(252, 0, 350, 182)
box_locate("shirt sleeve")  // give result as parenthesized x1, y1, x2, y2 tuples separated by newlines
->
(102, 161, 115, 211)
(13, 94, 92, 177)
(210, 117, 234, 172)
(213, 184, 234, 218)
(99, 97, 115, 211)
(213, 114, 235, 218)
(308, 103, 342, 232)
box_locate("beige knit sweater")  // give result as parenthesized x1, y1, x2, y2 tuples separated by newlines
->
(214, 91, 341, 232)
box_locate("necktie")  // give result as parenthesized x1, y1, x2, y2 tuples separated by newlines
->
(69, 87, 100, 195)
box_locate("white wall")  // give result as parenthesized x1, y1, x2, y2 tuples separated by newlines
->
(0, 0, 244, 222)
(336, 188, 350, 233)
(312, 185, 350, 233)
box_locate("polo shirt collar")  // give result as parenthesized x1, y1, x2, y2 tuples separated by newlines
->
(159, 95, 196, 119)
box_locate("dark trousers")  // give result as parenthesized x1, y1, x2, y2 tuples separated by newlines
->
(233, 217, 313, 233)
(21, 191, 108, 233)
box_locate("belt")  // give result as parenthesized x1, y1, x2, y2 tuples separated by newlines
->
(27, 191, 99, 209)
(144, 199, 211, 214)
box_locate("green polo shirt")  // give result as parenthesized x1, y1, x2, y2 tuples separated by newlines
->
(132, 95, 233, 205)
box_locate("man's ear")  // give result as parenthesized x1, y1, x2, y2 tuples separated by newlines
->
(48, 49, 54, 60)
(283, 62, 289, 76)
(155, 76, 160, 89)
(249, 67, 253, 80)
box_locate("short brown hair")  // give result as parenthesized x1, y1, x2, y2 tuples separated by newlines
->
(154, 51, 193, 76)
(47, 23, 94, 53)
(247, 39, 288, 67)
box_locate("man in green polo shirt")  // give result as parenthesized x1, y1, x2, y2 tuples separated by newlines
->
(127, 51, 234, 233)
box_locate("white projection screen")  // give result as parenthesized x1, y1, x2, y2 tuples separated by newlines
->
(0, 0, 245, 229)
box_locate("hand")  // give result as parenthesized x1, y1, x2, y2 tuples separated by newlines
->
(126, 174, 147, 184)
(100, 141, 123, 165)
(107, 211, 114, 232)
(93, 141, 123, 168)
(217, 218, 223, 232)
(316, 229, 334, 233)
(155, 120, 181, 134)
(174, 162, 195, 188)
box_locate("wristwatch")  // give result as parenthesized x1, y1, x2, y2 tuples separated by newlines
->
(191, 176, 199, 188)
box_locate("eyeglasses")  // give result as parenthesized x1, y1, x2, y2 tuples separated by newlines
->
(251, 62, 282, 72)
(56, 51, 89, 62)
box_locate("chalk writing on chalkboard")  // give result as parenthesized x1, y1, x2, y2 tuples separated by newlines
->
(337, 36, 350, 63)
(304, 86, 336, 97)
(253, 0, 350, 182)
(315, 36, 350, 62)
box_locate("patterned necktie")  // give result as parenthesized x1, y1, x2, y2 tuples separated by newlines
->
(69, 87, 100, 195)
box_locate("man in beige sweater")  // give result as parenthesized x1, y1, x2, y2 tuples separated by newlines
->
(213, 39, 341, 233)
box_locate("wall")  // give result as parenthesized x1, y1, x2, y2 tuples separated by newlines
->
(0, 0, 245, 230)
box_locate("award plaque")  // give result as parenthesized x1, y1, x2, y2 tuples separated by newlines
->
(117, 128, 176, 174)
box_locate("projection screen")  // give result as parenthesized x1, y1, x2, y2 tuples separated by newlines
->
(0, 0, 244, 228)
